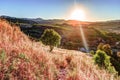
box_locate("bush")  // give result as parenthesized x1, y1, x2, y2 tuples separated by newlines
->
(93, 50, 117, 74)
(97, 43, 104, 50)
(40, 29, 61, 52)
(102, 44, 112, 56)
(97, 43, 113, 56)
(93, 50, 111, 68)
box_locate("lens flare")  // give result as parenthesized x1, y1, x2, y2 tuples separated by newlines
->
(70, 8, 86, 21)
(80, 25, 89, 52)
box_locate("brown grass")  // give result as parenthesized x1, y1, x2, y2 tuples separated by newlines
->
(0, 19, 119, 80)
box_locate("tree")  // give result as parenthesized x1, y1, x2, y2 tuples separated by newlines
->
(40, 29, 61, 52)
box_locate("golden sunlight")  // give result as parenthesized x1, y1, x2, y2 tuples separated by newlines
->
(70, 8, 86, 21)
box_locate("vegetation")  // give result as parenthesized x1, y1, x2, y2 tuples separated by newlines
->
(90, 50, 95, 55)
(94, 43, 120, 75)
(40, 29, 61, 52)
(97, 43, 104, 50)
(97, 43, 113, 56)
(102, 44, 112, 56)
(93, 50, 117, 74)
(93, 50, 110, 68)
(93, 28, 108, 40)
(2, 16, 120, 51)
(0, 19, 119, 80)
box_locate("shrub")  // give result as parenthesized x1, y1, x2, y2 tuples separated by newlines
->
(40, 29, 61, 52)
(97, 43, 113, 56)
(97, 43, 104, 50)
(93, 50, 111, 68)
(93, 50, 117, 74)
(102, 44, 112, 56)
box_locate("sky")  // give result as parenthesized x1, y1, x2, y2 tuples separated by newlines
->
(0, 0, 120, 21)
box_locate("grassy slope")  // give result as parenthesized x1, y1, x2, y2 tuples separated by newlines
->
(0, 19, 119, 80)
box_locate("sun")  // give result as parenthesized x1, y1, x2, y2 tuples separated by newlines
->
(70, 8, 86, 21)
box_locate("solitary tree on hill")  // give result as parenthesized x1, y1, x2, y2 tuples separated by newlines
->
(40, 29, 61, 52)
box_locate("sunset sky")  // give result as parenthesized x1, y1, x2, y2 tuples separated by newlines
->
(0, 0, 120, 21)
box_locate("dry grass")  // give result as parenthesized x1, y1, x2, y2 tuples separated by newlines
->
(0, 19, 119, 80)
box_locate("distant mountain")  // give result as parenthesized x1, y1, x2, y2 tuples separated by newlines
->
(31, 18, 44, 23)
(0, 15, 37, 24)
(0, 15, 89, 25)
(1, 15, 120, 25)
(0, 15, 64, 24)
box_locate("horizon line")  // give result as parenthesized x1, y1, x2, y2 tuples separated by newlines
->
(0, 15, 120, 22)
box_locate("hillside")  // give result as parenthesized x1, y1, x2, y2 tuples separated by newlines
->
(0, 19, 119, 79)
(88, 21, 120, 33)
(1, 16, 120, 51)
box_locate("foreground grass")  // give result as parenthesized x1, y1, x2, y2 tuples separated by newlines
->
(0, 19, 119, 80)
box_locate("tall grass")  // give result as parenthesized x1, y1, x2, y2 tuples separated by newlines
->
(0, 19, 119, 80)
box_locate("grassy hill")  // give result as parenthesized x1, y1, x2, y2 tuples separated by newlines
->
(0, 19, 119, 79)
